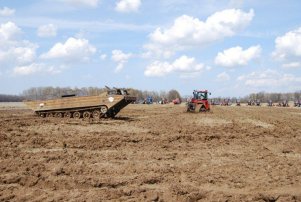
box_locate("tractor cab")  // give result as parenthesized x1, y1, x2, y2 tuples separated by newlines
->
(192, 90, 208, 100)
(192, 90, 210, 100)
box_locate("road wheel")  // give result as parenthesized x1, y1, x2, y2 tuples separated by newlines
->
(100, 106, 108, 114)
(92, 110, 100, 119)
(64, 112, 72, 118)
(55, 112, 63, 118)
(83, 111, 91, 120)
(47, 113, 53, 117)
(73, 111, 81, 119)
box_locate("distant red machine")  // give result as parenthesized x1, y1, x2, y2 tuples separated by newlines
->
(187, 90, 211, 112)
(172, 98, 181, 104)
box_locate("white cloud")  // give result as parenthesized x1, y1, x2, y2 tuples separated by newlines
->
(41, 37, 96, 62)
(100, 54, 107, 60)
(144, 55, 206, 77)
(115, 0, 141, 13)
(0, 46, 37, 65)
(0, 21, 21, 41)
(216, 72, 230, 81)
(272, 27, 301, 68)
(0, 22, 67, 77)
(282, 62, 301, 69)
(37, 24, 57, 38)
(56, 0, 100, 8)
(237, 69, 301, 88)
(142, 43, 174, 59)
(13, 63, 62, 76)
(111, 50, 132, 72)
(145, 61, 171, 77)
(0, 22, 38, 72)
(0, 7, 15, 17)
(145, 9, 254, 58)
(215, 45, 261, 67)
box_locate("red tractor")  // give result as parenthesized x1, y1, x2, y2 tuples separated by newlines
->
(187, 90, 211, 112)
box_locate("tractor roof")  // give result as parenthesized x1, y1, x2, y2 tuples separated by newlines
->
(194, 90, 208, 93)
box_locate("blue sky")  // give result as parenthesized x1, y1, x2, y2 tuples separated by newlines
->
(0, 0, 301, 97)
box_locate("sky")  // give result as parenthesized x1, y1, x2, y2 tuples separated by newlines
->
(0, 0, 301, 97)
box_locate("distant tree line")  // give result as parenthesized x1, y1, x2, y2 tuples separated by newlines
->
(127, 88, 181, 102)
(211, 91, 301, 103)
(20, 86, 182, 102)
(1, 87, 300, 103)
(244, 91, 301, 102)
(0, 94, 25, 102)
(22, 87, 107, 100)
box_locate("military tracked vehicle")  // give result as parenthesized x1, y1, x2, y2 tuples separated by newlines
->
(24, 87, 136, 119)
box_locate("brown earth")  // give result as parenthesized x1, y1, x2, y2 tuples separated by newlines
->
(0, 104, 301, 201)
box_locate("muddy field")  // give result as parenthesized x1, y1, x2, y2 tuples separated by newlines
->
(0, 103, 301, 201)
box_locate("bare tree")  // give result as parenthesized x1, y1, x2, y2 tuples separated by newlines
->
(167, 89, 181, 101)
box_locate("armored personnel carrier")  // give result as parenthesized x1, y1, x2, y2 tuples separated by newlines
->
(24, 87, 136, 119)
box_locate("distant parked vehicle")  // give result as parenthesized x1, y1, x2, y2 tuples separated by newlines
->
(172, 98, 181, 104)
(143, 96, 153, 104)
(221, 99, 230, 106)
(278, 100, 289, 107)
(294, 100, 301, 107)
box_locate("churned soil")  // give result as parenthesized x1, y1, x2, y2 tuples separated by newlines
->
(0, 103, 301, 201)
